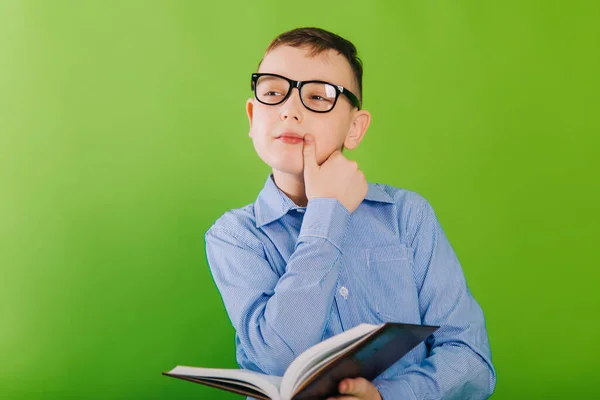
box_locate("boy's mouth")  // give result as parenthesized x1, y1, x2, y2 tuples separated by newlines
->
(276, 132, 304, 145)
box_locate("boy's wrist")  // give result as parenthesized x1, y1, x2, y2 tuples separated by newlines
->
(298, 197, 351, 251)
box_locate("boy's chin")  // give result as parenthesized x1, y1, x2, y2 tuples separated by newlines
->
(270, 163, 304, 178)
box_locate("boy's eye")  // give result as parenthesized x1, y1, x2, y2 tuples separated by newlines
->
(306, 93, 334, 104)
(264, 91, 284, 97)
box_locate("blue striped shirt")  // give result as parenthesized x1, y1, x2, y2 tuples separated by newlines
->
(205, 174, 496, 399)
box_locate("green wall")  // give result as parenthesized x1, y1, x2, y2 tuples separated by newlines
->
(1, 1, 598, 398)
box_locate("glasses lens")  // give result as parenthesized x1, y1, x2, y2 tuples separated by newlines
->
(255, 75, 290, 104)
(301, 83, 337, 112)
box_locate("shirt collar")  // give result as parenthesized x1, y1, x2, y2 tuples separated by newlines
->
(254, 174, 395, 228)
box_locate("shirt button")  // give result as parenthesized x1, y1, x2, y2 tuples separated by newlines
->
(339, 286, 349, 299)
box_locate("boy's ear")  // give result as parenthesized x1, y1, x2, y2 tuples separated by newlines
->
(344, 109, 371, 150)
(246, 98, 254, 137)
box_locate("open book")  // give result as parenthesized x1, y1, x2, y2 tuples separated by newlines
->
(163, 322, 438, 400)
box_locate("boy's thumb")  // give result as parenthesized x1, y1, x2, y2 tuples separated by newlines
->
(302, 134, 317, 174)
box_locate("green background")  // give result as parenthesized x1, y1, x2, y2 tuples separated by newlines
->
(1, 0, 599, 399)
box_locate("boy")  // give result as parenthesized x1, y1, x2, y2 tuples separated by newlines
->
(205, 27, 496, 400)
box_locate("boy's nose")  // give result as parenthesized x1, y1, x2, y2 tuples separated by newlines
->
(280, 88, 303, 122)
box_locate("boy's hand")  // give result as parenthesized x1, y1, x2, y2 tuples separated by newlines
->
(302, 134, 368, 213)
(326, 377, 383, 400)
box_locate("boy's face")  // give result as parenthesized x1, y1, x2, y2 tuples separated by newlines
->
(246, 45, 370, 178)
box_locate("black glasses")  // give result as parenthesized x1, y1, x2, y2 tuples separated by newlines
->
(251, 73, 361, 113)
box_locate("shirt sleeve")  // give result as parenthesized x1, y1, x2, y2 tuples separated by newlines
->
(205, 198, 351, 376)
(374, 196, 497, 400)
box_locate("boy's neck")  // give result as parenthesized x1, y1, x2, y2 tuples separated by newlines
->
(271, 170, 308, 208)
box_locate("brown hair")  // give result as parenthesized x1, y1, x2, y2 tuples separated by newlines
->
(260, 27, 363, 101)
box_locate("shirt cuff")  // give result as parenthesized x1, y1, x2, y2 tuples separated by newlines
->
(374, 378, 417, 400)
(298, 198, 351, 251)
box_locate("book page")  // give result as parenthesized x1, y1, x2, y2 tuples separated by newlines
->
(178, 376, 272, 400)
(292, 341, 358, 394)
(279, 323, 379, 400)
(167, 366, 282, 400)
(199, 377, 277, 396)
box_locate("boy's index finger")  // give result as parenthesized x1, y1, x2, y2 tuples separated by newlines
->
(302, 133, 318, 174)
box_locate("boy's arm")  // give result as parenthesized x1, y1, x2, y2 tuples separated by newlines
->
(373, 197, 497, 400)
(206, 198, 350, 377)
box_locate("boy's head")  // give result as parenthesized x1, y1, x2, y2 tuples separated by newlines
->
(246, 27, 371, 179)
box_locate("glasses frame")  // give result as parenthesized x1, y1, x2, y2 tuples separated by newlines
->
(251, 73, 361, 113)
